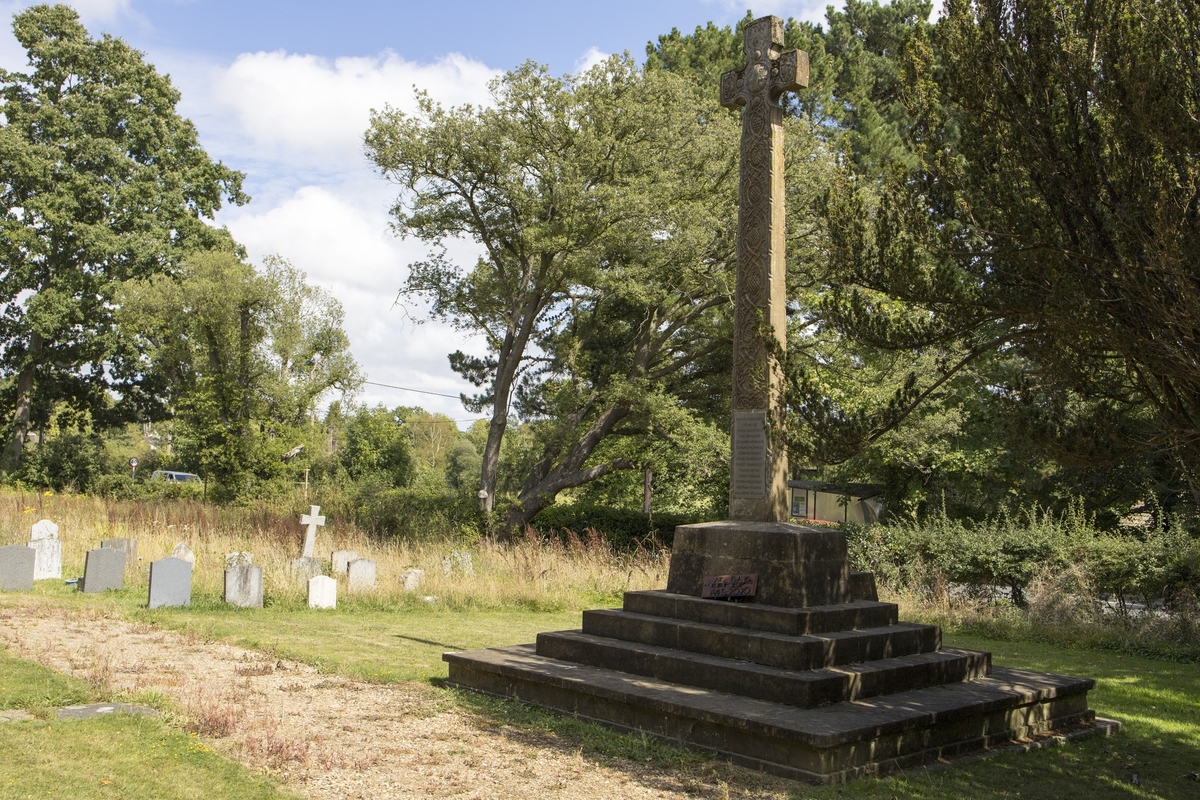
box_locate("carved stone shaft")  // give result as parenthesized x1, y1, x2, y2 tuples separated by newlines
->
(720, 16, 808, 522)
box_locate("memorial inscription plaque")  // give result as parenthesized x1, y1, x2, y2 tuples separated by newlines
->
(731, 411, 768, 499)
(701, 573, 758, 600)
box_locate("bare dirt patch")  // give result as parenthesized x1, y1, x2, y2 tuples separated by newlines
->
(0, 604, 794, 799)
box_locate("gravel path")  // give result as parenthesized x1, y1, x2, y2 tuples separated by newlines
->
(0, 604, 794, 799)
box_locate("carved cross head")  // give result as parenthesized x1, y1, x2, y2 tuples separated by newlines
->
(719, 15, 809, 110)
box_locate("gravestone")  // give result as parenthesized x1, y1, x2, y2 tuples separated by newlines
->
(290, 557, 323, 580)
(331, 549, 358, 575)
(225, 551, 253, 567)
(442, 551, 473, 576)
(0, 545, 35, 591)
(400, 569, 424, 592)
(169, 542, 196, 566)
(147, 557, 192, 609)
(28, 538, 62, 581)
(80, 548, 125, 593)
(347, 558, 376, 591)
(224, 564, 264, 608)
(308, 575, 336, 609)
(100, 538, 138, 571)
(299, 505, 325, 559)
(30, 519, 59, 540)
(442, 16, 1110, 783)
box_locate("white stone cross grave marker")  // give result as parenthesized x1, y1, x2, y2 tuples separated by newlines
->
(299, 505, 325, 559)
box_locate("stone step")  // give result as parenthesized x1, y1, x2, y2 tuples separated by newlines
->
(581, 609, 940, 671)
(535, 630, 990, 708)
(622, 590, 898, 635)
(444, 644, 1106, 784)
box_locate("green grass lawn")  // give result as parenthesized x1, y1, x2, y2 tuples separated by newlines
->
(5, 583, 1200, 798)
(0, 649, 294, 800)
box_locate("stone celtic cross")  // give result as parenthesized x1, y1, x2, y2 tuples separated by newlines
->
(300, 505, 325, 559)
(720, 16, 808, 521)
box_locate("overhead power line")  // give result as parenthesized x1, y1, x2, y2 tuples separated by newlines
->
(363, 380, 468, 399)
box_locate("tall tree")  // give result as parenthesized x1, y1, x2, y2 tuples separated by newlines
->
(0, 5, 246, 467)
(817, 0, 1200, 509)
(119, 252, 360, 496)
(366, 57, 743, 528)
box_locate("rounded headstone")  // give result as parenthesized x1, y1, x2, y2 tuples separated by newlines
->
(169, 542, 195, 566)
(30, 519, 59, 541)
(308, 575, 337, 609)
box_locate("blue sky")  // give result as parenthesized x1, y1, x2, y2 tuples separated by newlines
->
(0, 0, 833, 425)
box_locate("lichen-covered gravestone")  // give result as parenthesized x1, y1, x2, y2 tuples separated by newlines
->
(225, 552, 252, 567)
(400, 569, 424, 591)
(80, 548, 125, 593)
(100, 538, 138, 571)
(0, 545, 36, 591)
(224, 563, 263, 608)
(347, 558, 376, 591)
(169, 542, 196, 566)
(308, 574, 336, 609)
(332, 550, 358, 574)
(28, 518, 61, 580)
(148, 557, 193, 608)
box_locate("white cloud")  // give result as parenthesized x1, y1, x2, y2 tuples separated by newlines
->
(217, 176, 490, 422)
(573, 46, 610, 74)
(201, 49, 498, 170)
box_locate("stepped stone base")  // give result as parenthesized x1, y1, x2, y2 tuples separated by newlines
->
(445, 522, 1115, 782)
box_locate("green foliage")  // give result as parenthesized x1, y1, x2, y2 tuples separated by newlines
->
(342, 485, 480, 542)
(848, 504, 1200, 608)
(15, 430, 108, 492)
(119, 252, 360, 499)
(529, 504, 708, 551)
(0, 4, 246, 467)
(339, 405, 412, 489)
(812, 0, 1200, 514)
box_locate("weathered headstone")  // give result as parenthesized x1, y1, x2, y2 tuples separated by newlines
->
(147, 557, 192, 608)
(290, 557, 323, 579)
(224, 564, 264, 608)
(30, 519, 59, 540)
(718, 15, 807, 522)
(169, 542, 196, 566)
(347, 558, 376, 591)
(308, 575, 336, 609)
(400, 569, 424, 592)
(100, 538, 138, 571)
(331, 549, 358, 575)
(27, 538, 62, 581)
(80, 547, 125, 593)
(225, 551, 253, 567)
(442, 551, 473, 576)
(299, 505, 325, 559)
(0, 545, 35, 591)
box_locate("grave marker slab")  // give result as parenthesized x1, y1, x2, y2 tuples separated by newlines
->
(30, 519, 59, 541)
(442, 551, 473, 576)
(148, 557, 193, 608)
(332, 550, 358, 574)
(308, 575, 336, 609)
(224, 564, 264, 608)
(28, 538, 62, 581)
(225, 552, 253, 567)
(0, 545, 35, 591)
(100, 538, 137, 571)
(290, 557, 323, 580)
(347, 559, 376, 591)
(400, 569, 424, 592)
(81, 548, 125, 593)
(169, 542, 195, 566)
